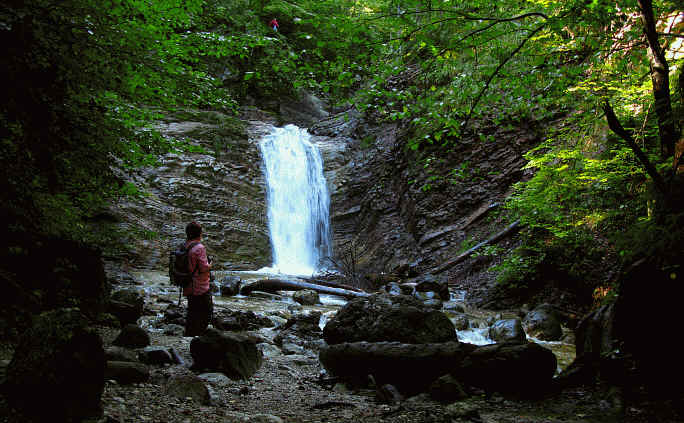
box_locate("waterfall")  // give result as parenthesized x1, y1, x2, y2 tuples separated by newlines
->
(259, 124, 332, 276)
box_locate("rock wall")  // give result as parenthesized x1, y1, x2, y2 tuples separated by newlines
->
(108, 110, 275, 272)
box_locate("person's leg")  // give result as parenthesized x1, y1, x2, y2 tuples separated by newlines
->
(196, 292, 213, 334)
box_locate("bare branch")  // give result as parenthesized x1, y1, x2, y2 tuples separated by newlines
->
(462, 24, 546, 131)
(603, 101, 667, 195)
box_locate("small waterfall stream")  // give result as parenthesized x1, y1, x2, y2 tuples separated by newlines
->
(258, 125, 332, 276)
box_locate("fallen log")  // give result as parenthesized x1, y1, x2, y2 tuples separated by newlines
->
(433, 220, 522, 275)
(303, 277, 365, 293)
(241, 278, 370, 299)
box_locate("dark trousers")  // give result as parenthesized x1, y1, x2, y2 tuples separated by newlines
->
(185, 291, 213, 337)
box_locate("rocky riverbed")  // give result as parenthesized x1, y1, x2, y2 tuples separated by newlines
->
(1, 268, 681, 423)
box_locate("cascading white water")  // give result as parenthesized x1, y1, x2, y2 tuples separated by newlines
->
(259, 125, 332, 276)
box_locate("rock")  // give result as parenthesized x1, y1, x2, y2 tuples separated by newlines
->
(5, 308, 105, 422)
(213, 310, 274, 332)
(165, 374, 210, 405)
(113, 324, 151, 348)
(258, 343, 282, 358)
(108, 288, 145, 325)
(163, 323, 185, 336)
(455, 342, 557, 396)
(318, 341, 469, 394)
(138, 346, 174, 365)
(279, 90, 329, 128)
(376, 384, 403, 404)
(273, 311, 323, 352)
(382, 282, 403, 296)
(443, 302, 466, 313)
(413, 274, 450, 301)
(190, 328, 263, 379)
(162, 303, 186, 326)
(488, 318, 526, 344)
(198, 372, 233, 387)
(428, 374, 468, 403)
(219, 275, 242, 297)
(523, 304, 562, 341)
(105, 346, 139, 362)
(450, 313, 470, 331)
(105, 361, 150, 384)
(293, 289, 320, 305)
(96, 312, 121, 328)
(413, 290, 443, 309)
(322, 294, 457, 345)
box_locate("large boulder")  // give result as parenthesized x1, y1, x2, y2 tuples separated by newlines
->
(104, 361, 150, 385)
(322, 294, 457, 345)
(488, 318, 526, 344)
(523, 304, 562, 341)
(454, 342, 557, 396)
(113, 324, 151, 348)
(108, 288, 145, 325)
(190, 328, 263, 379)
(318, 341, 469, 394)
(5, 308, 105, 421)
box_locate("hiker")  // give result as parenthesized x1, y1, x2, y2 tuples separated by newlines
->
(182, 221, 213, 337)
(269, 17, 279, 32)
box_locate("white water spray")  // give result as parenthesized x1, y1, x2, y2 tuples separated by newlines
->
(259, 125, 332, 276)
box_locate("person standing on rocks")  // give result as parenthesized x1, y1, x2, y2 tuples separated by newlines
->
(183, 221, 213, 336)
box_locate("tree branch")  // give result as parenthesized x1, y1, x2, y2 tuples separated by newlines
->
(461, 24, 546, 131)
(602, 101, 668, 195)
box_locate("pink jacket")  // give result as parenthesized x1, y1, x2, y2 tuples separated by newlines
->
(183, 240, 211, 296)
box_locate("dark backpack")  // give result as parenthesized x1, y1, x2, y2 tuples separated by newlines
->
(169, 241, 200, 288)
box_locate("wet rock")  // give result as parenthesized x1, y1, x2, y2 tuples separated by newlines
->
(138, 346, 174, 365)
(258, 343, 282, 358)
(413, 274, 450, 301)
(5, 308, 105, 422)
(443, 302, 466, 313)
(190, 328, 263, 379)
(105, 346, 139, 362)
(523, 304, 562, 341)
(105, 361, 150, 385)
(382, 282, 403, 296)
(113, 324, 151, 348)
(322, 294, 457, 345)
(413, 290, 443, 309)
(165, 374, 211, 405)
(219, 275, 242, 297)
(455, 342, 557, 396)
(319, 341, 468, 394)
(428, 374, 468, 403)
(293, 289, 320, 305)
(488, 318, 526, 344)
(213, 310, 275, 332)
(108, 288, 145, 326)
(450, 313, 470, 331)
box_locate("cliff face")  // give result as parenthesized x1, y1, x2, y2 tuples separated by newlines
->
(108, 99, 538, 304)
(312, 111, 541, 293)
(108, 111, 273, 271)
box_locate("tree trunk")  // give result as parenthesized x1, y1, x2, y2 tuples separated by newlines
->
(637, 0, 678, 158)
